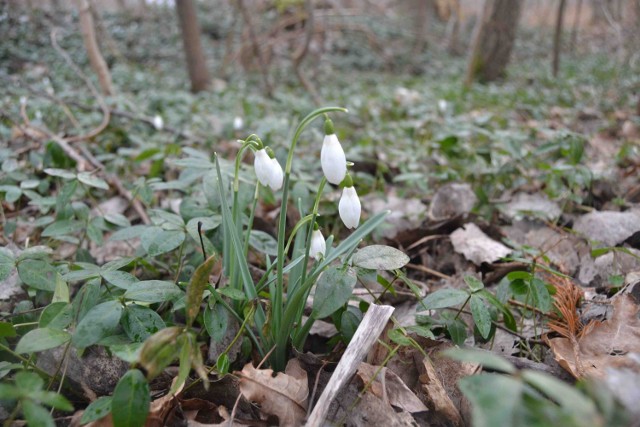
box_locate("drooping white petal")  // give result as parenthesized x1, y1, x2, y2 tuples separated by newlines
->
(321, 134, 347, 185)
(233, 116, 244, 130)
(438, 99, 448, 114)
(267, 157, 284, 191)
(254, 149, 272, 188)
(152, 115, 164, 130)
(310, 229, 326, 260)
(339, 186, 361, 229)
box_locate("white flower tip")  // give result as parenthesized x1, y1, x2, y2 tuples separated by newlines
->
(339, 186, 361, 229)
(321, 134, 347, 185)
(152, 115, 164, 130)
(310, 229, 326, 260)
(233, 116, 244, 130)
(254, 149, 283, 191)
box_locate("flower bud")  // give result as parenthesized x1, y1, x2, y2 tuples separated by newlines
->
(153, 115, 164, 130)
(321, 133, 347, 185)
(233, 116, 244, 131)
(254, 148, 283, 191)
(310, 228, 326, 260)
(339, 185, 361, 229)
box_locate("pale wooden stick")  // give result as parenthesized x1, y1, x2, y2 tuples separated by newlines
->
(305, 304, 394, 427)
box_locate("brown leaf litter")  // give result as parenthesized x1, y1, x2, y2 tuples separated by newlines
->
(546, 279, 640, 379)
(237, 359, 308, 427)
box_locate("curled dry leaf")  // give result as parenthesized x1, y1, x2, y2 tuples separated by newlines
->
(450, 223, 511, 265)
(237, 359, 308, 427)
(356, 362, 428, 413)
(416, 356, 463, 427)
(547, 293, 640, 379)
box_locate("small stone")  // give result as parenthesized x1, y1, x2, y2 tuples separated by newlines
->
(429, 183, 477, 220)
(573, 210, 640, 247)
(500, 193, 562, 221)
(37, 346, 129, 396)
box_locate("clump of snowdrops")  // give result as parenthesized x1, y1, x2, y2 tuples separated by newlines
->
(212, 107, 387, 371)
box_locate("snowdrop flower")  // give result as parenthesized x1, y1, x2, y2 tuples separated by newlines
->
(321, 119, 347, 185)
(233, 116, 244, 131)
(339, 176, 361, 229)
(438, 99, 448, 114)
(153, 115, 164, 130)
(254, 148, 283, 191)
(309, 227, 326, 260)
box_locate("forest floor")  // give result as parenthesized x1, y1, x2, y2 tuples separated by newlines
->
(1, 5, 640, 427)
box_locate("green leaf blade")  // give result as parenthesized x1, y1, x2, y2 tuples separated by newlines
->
(312, 267, 357, 319)
(421, 288, 469, 310)
(72, 300, 124, 349)
(352, 245, 410, 270)
(15, 328, 71, 354)
(186, 255, 216, 328)
(111, 369, 150, 427)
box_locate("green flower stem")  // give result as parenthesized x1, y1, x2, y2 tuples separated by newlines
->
(233, 140, 259, 193)
(230, 141, 257, 295)
(284, 107, 348, 174)
(0, 342, 55, 379)
(243, 182, 260, 256)
(292, 314, 315, 349)
(283, 214, 314, 256)
(287, 177, 326, 342)
(272, 107, 347, 371)
(214, 155, 265, 330)
(296, 177, 326, 296)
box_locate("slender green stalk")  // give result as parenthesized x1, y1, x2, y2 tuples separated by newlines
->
(214, 155, 266, 329)
(243, 182, 260, 256)
(271, 107, 347, 371)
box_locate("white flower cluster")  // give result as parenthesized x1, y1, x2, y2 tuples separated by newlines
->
(251, 117, 361, 261)
(321, 119, 361, 231)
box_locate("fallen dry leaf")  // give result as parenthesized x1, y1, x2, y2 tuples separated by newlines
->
(237, 359, 308, 427)
(547, 293, 640, 379)
(450, 223, 511, 265)
(416, 356, 463, 426)
(356, 362, 427, 413)
(145, 378, 184, 426)
(500, 192, 561, 221)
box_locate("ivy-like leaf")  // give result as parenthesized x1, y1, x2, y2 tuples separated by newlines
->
(111, 369, 150, 427)
(72, 300, 123, 349)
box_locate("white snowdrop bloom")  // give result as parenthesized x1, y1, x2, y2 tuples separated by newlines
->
(268, 156, 284, 190)
(153, 115, 164, 130)
(310, 229, 326, 260)
(233, 116, 244, 131)
(339, 186, 361, 229)
(321, 134, 347, 185)
(254, 149, 283, 191)
(438, 99, 448, 114)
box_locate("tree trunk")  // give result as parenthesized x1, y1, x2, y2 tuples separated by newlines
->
(446, 0, 462, 55)
(412, 0, 429, 56)
(464, 0, 524, 85)
(76, 0, 114, 96)
(552, 0, 567, 77)
(570, 0, 583, 49)
(175, 0, 211, 93)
